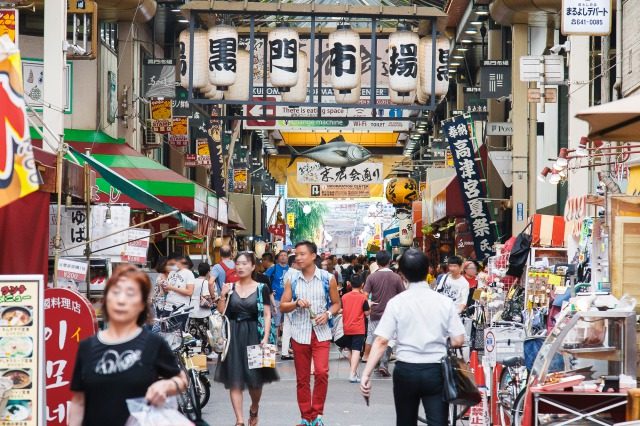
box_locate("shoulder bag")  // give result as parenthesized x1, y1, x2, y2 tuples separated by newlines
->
(206, 286, 232, 361)
(198, 279, 213, 309)
(441, 339, 482, 406)
(506, 221, 534, 278)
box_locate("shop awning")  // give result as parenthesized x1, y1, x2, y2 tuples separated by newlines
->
(69, 147, 197, 231)
(31, 129, 218, 220)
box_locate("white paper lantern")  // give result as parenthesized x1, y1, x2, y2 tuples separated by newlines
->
(388, 26, 419, 96)
(334, 83, 360, 104)
(328, 24, 361, 94)
(225, 49, 250, 101)
(268, 23, 299, 92)
(416, 66, 428, 104)
(282, 50, 308, 104)
(254, 240, 266, 258)
(390, 89, 416, 105)
(418, 36, 450, 97)
(179, 29, 209, 89)
(204, 84, 224, 100)
(208, 25, 239, 90)
(398, 217, 413, 246)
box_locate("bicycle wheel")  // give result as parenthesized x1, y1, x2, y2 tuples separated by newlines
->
(178, 370, 202, 421)
(511, 389, 526, 426)
(195, 371, 211, 408)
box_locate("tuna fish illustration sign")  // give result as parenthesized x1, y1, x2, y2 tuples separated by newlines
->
(286, 135, 372, 168)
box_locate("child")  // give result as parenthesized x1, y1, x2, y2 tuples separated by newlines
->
(340, 273, 370, 383)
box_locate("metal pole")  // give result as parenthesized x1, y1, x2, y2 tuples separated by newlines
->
(308, 15, 316, 104)
(84, 150, 91, 300)
(249, 15, 255, 100)
(52, 136, 66, 287)
(188, 13, 195, 100)
(430, 19, 437, 109)
(370, 18, 378, 116)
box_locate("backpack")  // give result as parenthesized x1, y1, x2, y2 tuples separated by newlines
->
(291, 270, 335, 328)
(256, 283, 277, 345)
(219, 261, 239, 284)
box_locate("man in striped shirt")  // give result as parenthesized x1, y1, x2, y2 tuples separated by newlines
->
(280, 241, 341, 426)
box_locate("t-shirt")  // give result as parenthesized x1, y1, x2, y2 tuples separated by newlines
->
(265, 264, 289, 301)
(363, 269, 405, 321)
(165, 268, 195, 310)
(189, 277, 212, 318)
(70, 329, 180, 426)
(341, 291, 370, 335)
(211, 259, 236, 293)
(436, 274, 470, 310)
(255, 272, 272, 293)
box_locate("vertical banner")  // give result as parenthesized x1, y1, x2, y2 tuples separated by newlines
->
(443, 115, 495, 259)
(207, 107, 226, 198)
(44, 288, 97, 426)
(0, 39, 40, 209)
(0, 274, 44, 426)
(121, 229, 151, 264)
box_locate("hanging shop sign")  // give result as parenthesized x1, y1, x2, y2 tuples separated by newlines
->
(184, 153, 197, 167)
(268, 223, 286, 238)
(150, 99, 172, 134)
(142, 58, 176, 99)
(398, 216, 413, 246)
(309, 184, 370, 198)
(196, 138, 211, 166)
(268, 24, 299, 92)
(480, 60, 511, 99)
(48, 205, 131, 257)
(232, 168, 248, 193)
(486, 122, 513, 136)
(562, 0, 612, 36)
(55, 258, 88, 290)
(296, 162, 383, 185)
(0, 9, 18, 43)
(22, 58, 72, 113)
(45, 287, 97, 426)
(520, 55, 565, 83)
(169, 116, 189, 147)
(171, 87, 191, 115)
(286, 212, 295, 228)
(527, 88, 558, 103)
(443, 115, 496, 259)
(0, 44, 40, 209)
(463, 87, 488, 115)
(121, 229, 151, 264)
(208, 106, 226, 198)
(0, 275, 44, 426)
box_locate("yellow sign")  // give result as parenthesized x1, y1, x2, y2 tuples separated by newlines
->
(233, 168, 248, 192)
(150, 99, 172, 133)
(548, 274, 563, 286)
(287, 212, 295, 228)
(0, 9, 17, 43)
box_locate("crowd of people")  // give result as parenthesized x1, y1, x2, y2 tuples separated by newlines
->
(70, 243, 485, 426)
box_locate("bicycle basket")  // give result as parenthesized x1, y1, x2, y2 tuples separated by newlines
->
(157, 321, 183, 351)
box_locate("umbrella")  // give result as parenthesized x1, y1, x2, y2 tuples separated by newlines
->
(575, 95, 640, 141)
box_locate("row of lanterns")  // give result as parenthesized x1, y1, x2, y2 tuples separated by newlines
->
(178, 23, 449, 104)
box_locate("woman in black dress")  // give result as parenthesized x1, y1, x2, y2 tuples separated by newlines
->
(69, 265, 187, 426)
(215, 252, 279, 426)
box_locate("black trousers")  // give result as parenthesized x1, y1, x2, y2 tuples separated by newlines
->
(393, 361, 447, 426)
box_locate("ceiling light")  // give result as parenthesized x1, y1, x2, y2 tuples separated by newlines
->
(178, 19, 189, 23)
(449, 69, 457, 73)
(452, 54, 464, 59)
(461, 39, 474, 44)
(171, 8, 181, 12)
(411, 134, 421, 140)
(450, 62, 461, 67)
(475, 6, 490, 16)
(465, 28, 478, 35)
(470, 20, 484, 26)
(457, 46, 469, 51)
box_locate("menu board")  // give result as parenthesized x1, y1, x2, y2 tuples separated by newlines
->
(0, 275, 44, 426)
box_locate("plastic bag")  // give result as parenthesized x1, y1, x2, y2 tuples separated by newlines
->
(125, 397, 193, 426)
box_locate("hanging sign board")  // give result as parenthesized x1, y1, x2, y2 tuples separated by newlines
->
(479, 61, 511, 99)
(232, 169, 248, 192)
(120, 229, 151, 264)
(443, 116, 496, 259)
(309, 184, 370, 198)
(520, 56, 565, 83)
(142, 58, 176, 99)
(527, 88, 558, 103)
(562, 0, 612, 36)
(150, 99, 172, 134)
(169, 116, 189, 147)
(44, 288, 97, 426)
(184, 153, 197, 167)
(56, 258, 88, 285)
(196, 138, 211, 166)
(0, 274, 45, 426)
(0, 9, 18, 43)
(296, 162, 383, 185)
(486, 122, 513, 136)
(286, 213, 295, 229)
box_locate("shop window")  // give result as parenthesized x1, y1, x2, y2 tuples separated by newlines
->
(100, 21, 118, 53)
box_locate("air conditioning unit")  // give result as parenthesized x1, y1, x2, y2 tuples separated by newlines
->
(143, 119, 163, 149)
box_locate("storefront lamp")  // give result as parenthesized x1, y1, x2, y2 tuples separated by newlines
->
(538, 167, 552, 182)
(553, 148, 569, 170)
(575, 137, 590, 157)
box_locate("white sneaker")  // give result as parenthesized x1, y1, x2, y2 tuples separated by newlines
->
(349, 374, 360, 383)
(206, 353, 217, 360)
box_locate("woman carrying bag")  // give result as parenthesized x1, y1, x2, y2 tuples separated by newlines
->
(214, 252, 279, 426)
(189, 262, 216, 355)
(69, 265, 187, 426)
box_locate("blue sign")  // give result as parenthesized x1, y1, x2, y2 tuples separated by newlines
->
(516, 202, 524, 222)
(443, 115, 496, 260)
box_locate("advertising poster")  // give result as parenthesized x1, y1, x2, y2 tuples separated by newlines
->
(184, 153, 197, 167)
(150, 99, 172, 134)
(120, 229, 151, 265)
(44, 288, 97, 426)
(169, 116, 188, 147)
(196, 138, 211, 166)
(55, 259, 88, 291)
(296, 162, 383, 185)
(0, 275, 44, 426)
(232, 169, 248, 193)
(22, 59, 72, 114)
(0, 9, 17, 43)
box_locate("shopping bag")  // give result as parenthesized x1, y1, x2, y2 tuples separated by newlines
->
(441, 341, 482, 406)
(247, 344, 277, 369)
(124, 397, 194, 426)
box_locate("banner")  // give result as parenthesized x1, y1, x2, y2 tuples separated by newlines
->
(443, 115, 495, 259)
(121, 229, 151, 264)
(0, 9, 17, 43)
(196, 138, 211, 166)
(55, 258, 88, 288)
(296, 161, 383, 185)
(142, 59, 175, 99)
(0, 38, 40, 209)
(232, 169, 248, 192)
(150, 99, 172, 134)
(207, 106, 226, 198)
(169, 116, 188, 147)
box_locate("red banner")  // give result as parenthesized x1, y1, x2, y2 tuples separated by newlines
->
(44, 289, 97, 425)
(268, 223, 286, 238)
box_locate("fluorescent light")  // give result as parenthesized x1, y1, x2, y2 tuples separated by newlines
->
(171, 8, 181, 12)
(453, 54, 464, 59)
(178, 19, 189, 23)
(450, 62, 461, 67)
(470, 20, 483, 26)
(465, 28, 478, 35)
(461, 39, 473, 44)
(457, 47, 469, 51)
(475, 6, 490, 16)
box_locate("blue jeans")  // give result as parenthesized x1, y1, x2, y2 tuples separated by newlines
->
(393, 361, 447, 426)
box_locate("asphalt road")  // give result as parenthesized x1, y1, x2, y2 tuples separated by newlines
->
(202, 347, 397, 426)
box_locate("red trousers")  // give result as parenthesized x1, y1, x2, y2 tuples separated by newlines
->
(291, 331, 331, 421)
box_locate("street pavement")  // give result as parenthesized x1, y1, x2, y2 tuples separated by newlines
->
(202, 347, 397, 425)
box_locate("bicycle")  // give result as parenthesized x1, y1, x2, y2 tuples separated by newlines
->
(153, 305, 206, 422)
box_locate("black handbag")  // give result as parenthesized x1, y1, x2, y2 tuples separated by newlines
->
(441, 340, 482, 406)
(506, 221, 533, 278)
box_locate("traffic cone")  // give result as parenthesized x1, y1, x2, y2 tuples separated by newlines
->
(469, 350, 485, 387)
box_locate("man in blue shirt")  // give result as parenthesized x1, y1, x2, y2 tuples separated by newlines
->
(264, 250, 289, 338)
(210, 245, 236, 294)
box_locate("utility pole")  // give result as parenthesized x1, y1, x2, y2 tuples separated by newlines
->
(43, 0, 66, 154)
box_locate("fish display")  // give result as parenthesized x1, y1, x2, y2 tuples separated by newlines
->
(286, 135, 372, 168)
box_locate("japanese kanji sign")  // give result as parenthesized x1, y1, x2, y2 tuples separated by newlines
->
(142, 58, 176, 98)
(150, 99, 172, 134)
(120, 229, 151, 265)
(0, 9, 17, 43)
(169, 116, 189, 147)
(0, 274, 44, 426)
(562, 0, 612, 36)
(45, 287, 97, 426)
(444, 115, 495, 259)
(56, 258, 88, 283)
(480, 60, 511, 99)
(296, 162, 383, 185)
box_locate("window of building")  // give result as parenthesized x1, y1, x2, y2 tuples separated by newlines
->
(100, 21, 118, 53)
